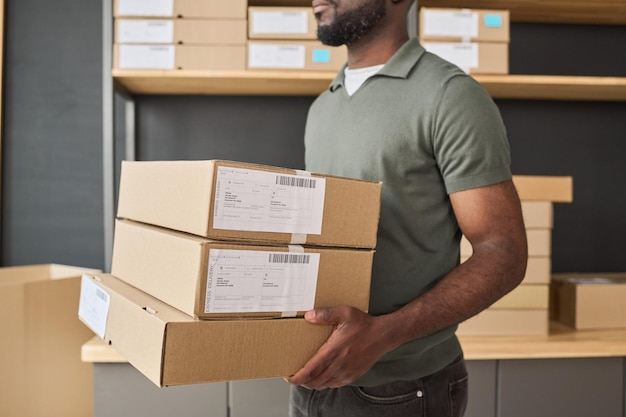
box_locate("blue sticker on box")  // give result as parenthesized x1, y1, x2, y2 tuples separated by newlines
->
(484, 14, 503, 28)
(312, 49, 331, 63)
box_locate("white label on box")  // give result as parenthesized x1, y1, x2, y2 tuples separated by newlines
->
(213, 166, 326, 234)
(117, 0, 174, 16)
(248, 43, 306, 69)
(78, 275, 111, 339)
(422, 10, 479, 39)
(252, 11, 309, 35)
(205, 249, 320, 313)
(118, 20, 174, 44)
(423, 42, 479, 70)
(118, 44, 175, 69)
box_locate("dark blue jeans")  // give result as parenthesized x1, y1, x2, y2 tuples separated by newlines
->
(289, 356, 468, 417)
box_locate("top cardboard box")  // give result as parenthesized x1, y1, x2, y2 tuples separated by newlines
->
(0, 264, 99, 417)
(419, 8, 510, 43)
(117, 160, 382, 249)
(115, 0, 247, 19)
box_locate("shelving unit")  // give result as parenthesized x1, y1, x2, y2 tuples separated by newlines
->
(113, 70, 626, 101)
(102, 0, 626, 269)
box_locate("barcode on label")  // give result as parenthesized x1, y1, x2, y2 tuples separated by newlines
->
(96, 288, 109, 303)
(268, 253, 311, 264)
(276, 175, 317, 188)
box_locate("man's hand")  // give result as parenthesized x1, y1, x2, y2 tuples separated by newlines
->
(286, 306, 395, 390)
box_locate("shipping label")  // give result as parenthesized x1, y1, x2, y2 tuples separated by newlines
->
(248, 43, 306, 69)
(422, 10, 479, 39)
(213, 166, 326, 235)
(252, 11, 309, 35)
(118, 19, 174, 44)
(78, 275, 111, 339)
(205, 249, 320, 314)
(117, 0, 174, 16)
(119, 44, 175, 70)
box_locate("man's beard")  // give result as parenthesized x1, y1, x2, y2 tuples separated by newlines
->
(317, 1, 386, 46)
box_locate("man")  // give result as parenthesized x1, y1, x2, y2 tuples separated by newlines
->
(286, 0, 528, 416)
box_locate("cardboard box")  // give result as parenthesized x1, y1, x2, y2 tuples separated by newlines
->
(78, 273, 333, 387)
(462, 229, 551, 257)
(419, 8, 510, 43)
(117, 160, 381, 249)
(457, 308, 549, 336)
(111, 219, 373, 319)
(551, 273, 626, 330)
(422, 41, 508, 74)
(115, 18, 247, 45)
(491, 284, 549, 309)
(521, 201, 553, 229)
(115, 0, 247, 19)
(0, 264, 99, 417)
(512, 175, 574, 203)
(114, 44, 246, 70)
(462, 256, 551, 285)
(248, 7, 317, 40)
(247, 41, 347, 71)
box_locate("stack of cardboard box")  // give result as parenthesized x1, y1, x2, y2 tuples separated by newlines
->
(113, 0, 247, 71)
(246, 6, 347, 71)
(79, 160, 381, 386)
(418, 7, 510, 74)
(457, 176, 573, 336)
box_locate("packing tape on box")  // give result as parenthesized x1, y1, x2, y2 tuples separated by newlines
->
(281, 244, 306, 318)
(290, 234, 307, 244)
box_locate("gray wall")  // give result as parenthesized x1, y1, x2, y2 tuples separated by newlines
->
(2, 0, 104, 268)
(2, 3, 626, 274)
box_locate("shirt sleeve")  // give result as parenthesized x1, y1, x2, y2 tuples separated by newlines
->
(431, 74, 512, 194)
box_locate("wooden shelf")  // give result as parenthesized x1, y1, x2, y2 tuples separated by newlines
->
(113, 70, 626, 101)
(460, 322, 626, 360)
(418, 0, 626, 25)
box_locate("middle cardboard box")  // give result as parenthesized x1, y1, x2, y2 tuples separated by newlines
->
(111, 219, 374, 319)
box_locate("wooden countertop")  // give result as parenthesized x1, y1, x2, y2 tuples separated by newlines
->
(82, 322, 626, 363)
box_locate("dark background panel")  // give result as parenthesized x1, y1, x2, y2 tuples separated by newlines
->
(134, 95, 313, 169)
(1, 0, 103, 268)
(498, 99, 626, 272)
(509, 23, 626, 76)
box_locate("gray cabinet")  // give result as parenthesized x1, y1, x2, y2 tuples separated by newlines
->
(93, 364, 227, 417)
(92, 358, 626, 417)
(230, 379, 291, 417)
(498, 358, 624, 417)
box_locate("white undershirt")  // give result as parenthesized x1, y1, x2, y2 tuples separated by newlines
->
(344, 64, 385, 96)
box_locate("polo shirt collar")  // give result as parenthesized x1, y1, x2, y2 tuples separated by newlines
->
(328, 37, 425, 92)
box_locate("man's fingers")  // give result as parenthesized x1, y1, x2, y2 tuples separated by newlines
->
(305, 306, 354, 324)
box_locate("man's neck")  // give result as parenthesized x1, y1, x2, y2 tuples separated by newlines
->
(346, 33, 409, 69)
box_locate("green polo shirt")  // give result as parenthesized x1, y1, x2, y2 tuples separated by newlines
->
(304, 38, 512, 386)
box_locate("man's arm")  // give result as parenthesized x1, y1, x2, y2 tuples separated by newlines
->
(286, 180, 528, 389)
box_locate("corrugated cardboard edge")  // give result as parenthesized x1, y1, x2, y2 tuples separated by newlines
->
(512, 175, 573, 202)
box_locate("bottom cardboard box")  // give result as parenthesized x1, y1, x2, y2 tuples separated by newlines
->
(79, 273, 333, 387)
(551, 273, 626, 330)
(457, 309, 548, 336)
(1, 264, 99, 417)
